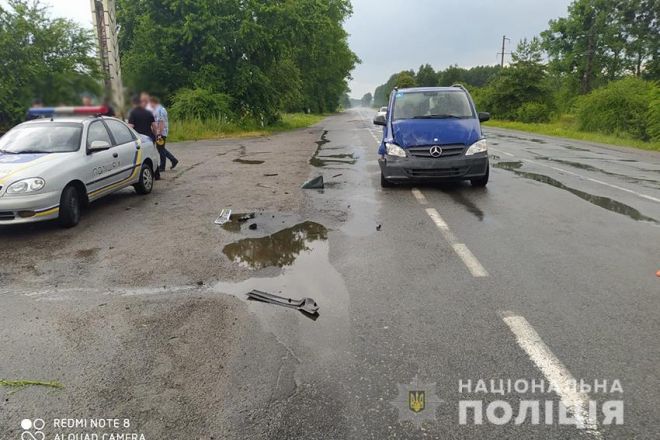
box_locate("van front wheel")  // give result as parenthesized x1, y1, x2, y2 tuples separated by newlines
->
(470, 167, 489, 188)
(380, 172, 394, 188)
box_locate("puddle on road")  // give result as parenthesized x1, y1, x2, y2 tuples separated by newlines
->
(309, 131, 357, 168)
(223, 221, 328, 269)
(530, 138, 546, 144)
(538, 157, 660, 187)
(562, 144, 591, 152)
(233, 158, 265, 165)
(494, 161, 523, 170)
(495, 162, 658, 224)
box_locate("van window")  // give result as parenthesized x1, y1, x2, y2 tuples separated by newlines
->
(393, 91, 473, 120)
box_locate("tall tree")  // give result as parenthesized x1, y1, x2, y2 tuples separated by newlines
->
(0, 0, 100, 129)
(416, 64, 438, 87)
(542, 0, 619, 93)
(117, 0, 358, 120)
(481, 38, 552, 120)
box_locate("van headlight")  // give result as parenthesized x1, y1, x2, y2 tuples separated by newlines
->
(465, 139, 488, 156)
(6, 178, 46, 194)
(385, 142, 406, 157)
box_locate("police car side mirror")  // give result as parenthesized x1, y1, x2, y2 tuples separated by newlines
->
(88, 140, 111, 153)
(478, 112, 491, 123)
(373, 114, 386, 126)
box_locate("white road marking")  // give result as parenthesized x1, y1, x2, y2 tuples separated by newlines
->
(500, 312, 601, 437)
(411, 188, 428, 204)
(491, 147, 660, 204)
(425, 207, 489, 277)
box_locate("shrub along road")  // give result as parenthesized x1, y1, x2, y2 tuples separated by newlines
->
(1, 110, 659, 439)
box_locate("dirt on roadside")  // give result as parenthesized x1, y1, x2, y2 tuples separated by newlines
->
(0, 127, 324, 290)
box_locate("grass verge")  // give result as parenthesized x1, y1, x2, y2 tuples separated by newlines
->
(168, 113, 327, 142)
(484, 119, 660, 152)
(0, 379, 64, 391)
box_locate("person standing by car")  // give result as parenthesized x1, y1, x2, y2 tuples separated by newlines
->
(128, 95, 161, 180)
(141, 91, 154, 113)
(150, 96, 178, 171)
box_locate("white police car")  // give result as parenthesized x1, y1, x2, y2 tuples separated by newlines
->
(0, 110, 161, 227)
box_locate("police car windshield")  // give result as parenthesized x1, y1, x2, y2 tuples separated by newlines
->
(393, 91, 474, 121)
(0, 122, 82, 154)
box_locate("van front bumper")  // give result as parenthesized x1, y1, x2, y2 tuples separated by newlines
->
(379, 154, 489, 182)
(0, 190, 61, 224)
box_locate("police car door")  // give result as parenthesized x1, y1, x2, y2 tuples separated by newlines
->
(104, 119, 141, 187)
(83, 120, 124, 199)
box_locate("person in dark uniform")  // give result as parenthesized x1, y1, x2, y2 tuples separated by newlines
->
(128, 96, 160, 180)
(102, 98, 116, 117)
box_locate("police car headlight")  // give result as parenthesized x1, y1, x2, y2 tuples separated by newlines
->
(7, 178, 46, 194)
(465, 139, 488, 156)
(385, 142, 406, 158)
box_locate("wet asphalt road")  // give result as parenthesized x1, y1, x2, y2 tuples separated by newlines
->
(1, 109, 659, 439)
(247, 109, 660, 439)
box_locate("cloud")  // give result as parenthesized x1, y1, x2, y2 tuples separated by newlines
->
(345, 0, 572, 97)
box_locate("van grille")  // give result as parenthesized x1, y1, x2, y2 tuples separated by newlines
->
(0, 211, 15, 220)
(407, 167, 469, 178)
(408, 144, 465, 158)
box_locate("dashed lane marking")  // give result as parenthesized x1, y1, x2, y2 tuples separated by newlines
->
(425, 207, 489, 277)
(500, 311, 601, 438)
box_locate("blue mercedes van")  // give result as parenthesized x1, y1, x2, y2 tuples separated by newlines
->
(373, 85, 490, 188)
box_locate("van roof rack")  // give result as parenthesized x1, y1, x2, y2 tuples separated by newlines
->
(451, 83, 468, 92)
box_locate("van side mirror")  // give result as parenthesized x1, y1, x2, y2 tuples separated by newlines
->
(373, 114, 386, 126)
(88, 140, 111, 153)
(478, 112, 491, 123)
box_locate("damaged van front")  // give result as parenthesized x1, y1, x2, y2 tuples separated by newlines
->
(374, 86, 491, 188)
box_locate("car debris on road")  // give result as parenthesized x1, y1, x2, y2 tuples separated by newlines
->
(301, 175, 324, 189)
(247, 290, 319, 315)
(215, 209, 232, 225)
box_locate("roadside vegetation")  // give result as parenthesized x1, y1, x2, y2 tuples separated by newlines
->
(370, 0, 659, 151)
(0, 0, 357, 137)
(168, 113, 327, 142)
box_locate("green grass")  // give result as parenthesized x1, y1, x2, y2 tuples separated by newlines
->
(484, 117, 660, 152)
(168, 113, 327, 142)
(0, 379, 64, 391)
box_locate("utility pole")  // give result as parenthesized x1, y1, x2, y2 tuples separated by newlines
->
(90, 0, 125, 116)
(498, 35, 511, 68)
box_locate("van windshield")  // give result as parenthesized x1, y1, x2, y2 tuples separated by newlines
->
(393, 91, 474, 121)
(0, 122, 83, 154)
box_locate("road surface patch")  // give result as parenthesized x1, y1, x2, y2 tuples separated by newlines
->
(491, 147, 660, 204)
(424, 207, 489, 278)
(500, 311, 601, 438)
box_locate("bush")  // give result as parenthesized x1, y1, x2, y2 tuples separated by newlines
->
(516, 102, 552, 123)
(647, 85, 660, 142)
(169, 88, 234, 121)
(576, 77, 655, 140)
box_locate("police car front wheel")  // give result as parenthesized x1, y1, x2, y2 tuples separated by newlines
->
(134, 163, 154, 195)
(59, 185, 82, 228)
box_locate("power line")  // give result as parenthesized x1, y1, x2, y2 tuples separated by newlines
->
(497, 35, 511, 68)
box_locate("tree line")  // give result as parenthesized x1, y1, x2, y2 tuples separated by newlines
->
(0, 0, 359, 130)
(370, 0, 659, 142)
(116, 0, 359, 124)
(0, 0, 100, 131)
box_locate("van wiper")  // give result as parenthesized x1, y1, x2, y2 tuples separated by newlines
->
(413, 114, 463, 119)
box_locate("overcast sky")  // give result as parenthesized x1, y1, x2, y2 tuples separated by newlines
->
(39, 0, 573, 98)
